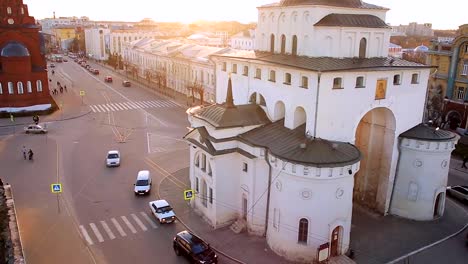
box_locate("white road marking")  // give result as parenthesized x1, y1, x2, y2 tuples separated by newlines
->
(79, 225, 94, 245)
(107, 104, 118, 111)
(131, 213, 148, 231)
(117, 103, 127, 110)
(97, 105, 106, 112)
(140, 212, 158, 229)
(161, 101, 171, 107)
(114, 103, 124, 111)
(124, 102, 136, 109)
(111, 218, 127, 237)
(89, 223, 104, 243)
(100, 221, 116, 240)
(105, 104, 115, 111)
(141, 101, 152, 108)
(121, 216, 137, 234)
(134, 102, 146, 108)
(146, 101, 157, 107)
(89, 105, 97, 113)
(129, 102, 139, 109)
(147, 133, 151, 154)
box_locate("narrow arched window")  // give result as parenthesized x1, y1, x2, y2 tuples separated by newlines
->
(281, 35, 286, 54)
(36, 80, 43, 92)
(7, 7, 12, 14)
(8, 82, 14, 94)
(17, 82, 24, 94)
(298, 218, 308, 243)
(270, 34, 275, 53)
(359, 38, 367, 58)
(292, 35, 298, 56)
(0, 83, 3, 94)
(27, 81, 32, 93)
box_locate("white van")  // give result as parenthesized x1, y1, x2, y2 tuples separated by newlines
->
(134, 170, 152, 195)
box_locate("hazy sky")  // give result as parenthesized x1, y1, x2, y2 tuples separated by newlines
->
(24, 0, 465, 30)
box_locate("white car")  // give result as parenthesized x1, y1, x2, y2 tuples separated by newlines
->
(149, 200, 176, 224)
(24, 124, 47, 134)
(134, 170, 152, 195)
(106, 150, 120, 167)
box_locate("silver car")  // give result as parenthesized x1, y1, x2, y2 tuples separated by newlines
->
(446, 185, 468, 203)
(24, 124, 47, 134)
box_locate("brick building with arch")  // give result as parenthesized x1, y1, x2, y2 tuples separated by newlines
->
(0, 0, 52, 109)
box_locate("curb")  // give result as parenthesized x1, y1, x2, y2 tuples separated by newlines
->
(156, 174, 245, 264)
(0, 110, 92, 128)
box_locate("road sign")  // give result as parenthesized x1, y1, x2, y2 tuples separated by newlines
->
(184, 190, 195, 200)
(51, 183, 62, 193)
(80, 90, 85, 96)
(10, 114, 14, 123)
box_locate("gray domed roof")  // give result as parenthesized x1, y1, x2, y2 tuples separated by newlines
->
(414, 45, 429, 53)
(1, 42, 30, 57)
(280, 0, 363, 7)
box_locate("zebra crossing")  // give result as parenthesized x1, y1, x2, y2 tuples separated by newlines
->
(89, 100, 178, 113)
(79, 211, 162, 245)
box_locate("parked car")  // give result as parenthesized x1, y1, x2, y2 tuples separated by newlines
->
(173, 230, 218, 264)
(63, 59, 68, 62)
(24, 124, 47, 134)
(49, 63, 55, 68)
(104, 76, 113, 82)
(149, 200, 175, 223)
(134, 170, 152, 195)
(446, 185, 468, 203)
(106, 150, 120, 167)
(93, 69, 99, 75)
(122, 80, 131, 87)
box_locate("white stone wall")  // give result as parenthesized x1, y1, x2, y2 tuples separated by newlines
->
(84, 28, 110, 60)
(390, 137, 457, 220)
(256, 5, 389, 57)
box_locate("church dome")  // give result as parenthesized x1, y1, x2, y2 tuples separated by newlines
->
(280, 0, 363, 7)
(414, 44, 429, 53)
(1, 41, 30, 57)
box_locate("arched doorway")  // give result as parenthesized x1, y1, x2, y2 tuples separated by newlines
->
(274, 101, 285, 121)
(354, 108, 396, 213)
(258, 93, 266, 107)
(293, 106, 306, 128)
(330, 226, 342, 257)
(249, 93, 257, 104)
(433, 192, 444, 218)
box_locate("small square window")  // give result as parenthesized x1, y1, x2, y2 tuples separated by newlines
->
(355, 76, 365, 88)
(255, 68, 262, 79)
(411, 73, 419, 84)
(243, 162, 248, 172)
(393, 74, 401, 85)
(232, 64, 237, 74)
(222, 62, 227, 72)
(284, 73, 291, 85)
(243, 66, 249, 76)
(301, 76, 308, 89)
(333, 77, 343, 89)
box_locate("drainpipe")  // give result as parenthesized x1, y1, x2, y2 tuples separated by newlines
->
(313, 70, 322, 137)
(263, 148, 273, 237)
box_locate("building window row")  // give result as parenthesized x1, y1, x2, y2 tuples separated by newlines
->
(271, 34, 298, 56)
(0, 81, 41, 95)
(462, 63, 468, 76)
(332, 73, 419, 90)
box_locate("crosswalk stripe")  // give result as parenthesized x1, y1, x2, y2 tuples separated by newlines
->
(79, 225, 94, 245)
(89, 105, 97, 113)
(141, 101, 152, 108)
(105, 104, 115, 111)
(131, 213, 148, 231)
(89, 223, 104, 243)
(114, 103, 124, 110)
(100, 221, 116, 240)
(117, 103, 128, 110)
(111, 218, 127, 237)
(167, 101, 176, 107)
(129, 102, 139, 109)
(134, 102, 146, 108)
(160, 101, 171, 107)
(107, 104, 118, 111)
(124, 102, 136, 109)
(111, 103, 122, 111)
(147, 101, 158, 107)
(140, 212, 158, 229)
(94, 105, 102, 112)
(97, 105, 106, 112)
(121, 216, 137, 234)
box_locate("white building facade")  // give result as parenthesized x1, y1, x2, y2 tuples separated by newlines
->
(184, 0, 457, 263)
(110, 30, 163, 56)
(230, 29, 255, 50)
(84, 28, 110, 61)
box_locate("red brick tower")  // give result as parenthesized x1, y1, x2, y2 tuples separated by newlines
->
(0, 0, 52, 109)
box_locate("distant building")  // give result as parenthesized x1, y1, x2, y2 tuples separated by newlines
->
(426, 24, 468, 129)
(39, 15, 90, 35)
(0, 0, 53, 109)
(109, 30, 163, 56)
(187, 33, 224, 47)
(391, 22, 434, 37)
(388, 43, 402, 58)
(84, 28, 111, 61)
(230, 29, 255, 50)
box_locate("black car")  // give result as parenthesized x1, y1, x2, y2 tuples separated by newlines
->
(173, 230, 218, 264)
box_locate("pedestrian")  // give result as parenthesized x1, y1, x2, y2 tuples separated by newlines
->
(462, 155, 468, 169)
(64, 85, 67, 92)
(22, 146, 27, 160)
(28, 149, 33, 161)
(60, 87, 63, 93)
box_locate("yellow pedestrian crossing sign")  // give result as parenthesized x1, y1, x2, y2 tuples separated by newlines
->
(51, 183, 62, 193)
(184, 189, 195, 200)
(80, 90, 85, 96)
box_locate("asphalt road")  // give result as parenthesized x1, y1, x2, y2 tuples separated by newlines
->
(0, 59, 221, 264)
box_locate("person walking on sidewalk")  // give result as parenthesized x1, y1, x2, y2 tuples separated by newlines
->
(462, 155, 468, 169)
(21, 146, 27, 160)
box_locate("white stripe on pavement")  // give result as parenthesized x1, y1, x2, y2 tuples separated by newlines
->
(105, 104, 115, 111)
(79, 225, 94, 245)
(89, 223, 104, 243)
(89, 105, 97, 113)
(117, 103, 128, 110)
(131, 213, 148, 231)
(160, 101, 171, 107)
(124, 102, 136, 109)
(111, 218, 127, 237)
(121, 216, 137, 234)
(100, 221, 116, 240)
(141, 101, 152, 108)
(134, 102, 146, 108)
(147, 101, 159, 107)
(140, 212, 158, 229)
(97, 105, 107, 112)
(107, 104, 118, 111)
(114, 103, 124, 111)
(129, 102, 139, 109)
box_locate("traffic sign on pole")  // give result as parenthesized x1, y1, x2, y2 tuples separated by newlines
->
(51, 183, 62, 193)
(80, 90, 85, 96)
(184, 189, 195, 200)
